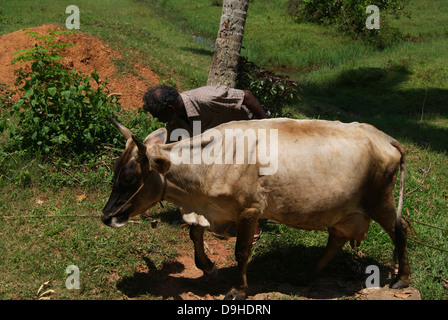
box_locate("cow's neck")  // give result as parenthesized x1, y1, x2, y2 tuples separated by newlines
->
(153, 144, 203, 208)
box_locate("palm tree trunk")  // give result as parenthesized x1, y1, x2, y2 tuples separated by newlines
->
(207, 0, 249, 88)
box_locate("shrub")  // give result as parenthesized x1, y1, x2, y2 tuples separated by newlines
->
(236, 56, 302, 117)
(1, 29, 126, 163)
(289, 0, 408, 49)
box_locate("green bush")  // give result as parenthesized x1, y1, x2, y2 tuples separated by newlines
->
(0, 28, 163, 188)
(2, 29, 125, 163)
(236, 57, 302, 117)
(289, 0, 408, 49)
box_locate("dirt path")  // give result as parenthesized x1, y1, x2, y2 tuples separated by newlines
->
(117, 232, 421, 300)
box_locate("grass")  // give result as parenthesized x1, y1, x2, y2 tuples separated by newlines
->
(1, 0, 447, 300)
(0, 166, 185, 299)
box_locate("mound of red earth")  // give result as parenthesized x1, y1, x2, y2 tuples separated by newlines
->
(0, 24, 159, 109)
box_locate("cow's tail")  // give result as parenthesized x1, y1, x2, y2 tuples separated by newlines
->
(391, 140, 406, 221)
(390, 139, 407, 262)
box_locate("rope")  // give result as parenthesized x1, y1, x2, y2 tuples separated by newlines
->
(408, 238, 448, 253)
(405, 217, 448, 232)
(404, 209, 448, 253)
(0, 214, 97, 219)
(108, 183, 144, 217)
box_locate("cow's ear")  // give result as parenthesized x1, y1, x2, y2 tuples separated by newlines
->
(150, 155, 171, 175)
(143, 127, 167, 146)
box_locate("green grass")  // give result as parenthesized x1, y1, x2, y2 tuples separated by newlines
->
(1, 0, 447, 300)
(0, 164, 185, 299)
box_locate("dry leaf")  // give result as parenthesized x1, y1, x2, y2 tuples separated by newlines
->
(39, 289, 55, 297)
(394, 292, 411, 299)
(76, 194, 86, 201)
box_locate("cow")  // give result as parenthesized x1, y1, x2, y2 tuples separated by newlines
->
(102, 117, 410, 300)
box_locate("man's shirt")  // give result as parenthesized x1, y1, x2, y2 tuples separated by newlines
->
(166, 85, 253, 142)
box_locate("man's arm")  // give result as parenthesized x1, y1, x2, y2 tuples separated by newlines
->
(242, 90, 268, 119)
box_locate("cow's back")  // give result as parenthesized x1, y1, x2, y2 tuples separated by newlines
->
(209, 118, 401, 230)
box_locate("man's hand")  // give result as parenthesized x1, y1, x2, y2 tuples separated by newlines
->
(242, 90, 269, 119)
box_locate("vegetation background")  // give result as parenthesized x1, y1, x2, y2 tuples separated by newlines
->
(0, 0, 446, 300)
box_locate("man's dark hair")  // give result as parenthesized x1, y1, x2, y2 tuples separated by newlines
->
(142, 85, 180, 117)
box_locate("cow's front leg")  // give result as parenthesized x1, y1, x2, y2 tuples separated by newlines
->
(225, 208, 260, 300)
(189, 224, 216, 276)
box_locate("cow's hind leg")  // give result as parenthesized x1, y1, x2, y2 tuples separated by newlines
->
(391, 217, 410, 289)
(369, 203, 410, 289)
(190, 225, 216, 276)
(224, 208, 260, 300)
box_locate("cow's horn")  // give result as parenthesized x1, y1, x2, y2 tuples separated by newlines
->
(109, 117, 132, 141)
(132, 135, 147, 154)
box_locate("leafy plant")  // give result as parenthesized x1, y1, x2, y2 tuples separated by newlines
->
(289, 0, 408, 49)
(236, 56, 302, 117)
(2, 29, 126, 163)
(121, 108, 163, 142)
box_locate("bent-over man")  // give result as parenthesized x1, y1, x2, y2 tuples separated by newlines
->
(142, 85, 268, 142)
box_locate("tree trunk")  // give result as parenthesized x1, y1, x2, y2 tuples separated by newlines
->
(207, 0, 249, 88)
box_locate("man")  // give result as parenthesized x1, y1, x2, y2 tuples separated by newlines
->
(142, 84, 265, 240)
(142, 85, 268, 142)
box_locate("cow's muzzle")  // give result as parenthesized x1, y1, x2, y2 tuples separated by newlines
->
(101, 210, 129, 228)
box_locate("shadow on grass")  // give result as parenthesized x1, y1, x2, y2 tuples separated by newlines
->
(296, 65, 448, 153)
(180, 46, 214, 57)
(116, 241, 395, 300)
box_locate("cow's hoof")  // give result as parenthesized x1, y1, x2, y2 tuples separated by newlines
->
(390, 277, 409, 289)
(206, 265, 218, 279)
(224, 288, 246, 300)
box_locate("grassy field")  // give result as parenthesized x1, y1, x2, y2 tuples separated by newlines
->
(0, 0, 447, 300)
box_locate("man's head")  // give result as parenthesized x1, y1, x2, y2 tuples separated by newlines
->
(143, 85, 182, 122)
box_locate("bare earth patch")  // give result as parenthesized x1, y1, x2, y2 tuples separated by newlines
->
(0, 24, 159, 109)
(118, 228, 421, 300)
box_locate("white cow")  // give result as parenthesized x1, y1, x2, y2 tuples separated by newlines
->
(102, 118, 410, 299)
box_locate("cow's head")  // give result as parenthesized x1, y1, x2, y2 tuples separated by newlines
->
(101, 118, 171, 228)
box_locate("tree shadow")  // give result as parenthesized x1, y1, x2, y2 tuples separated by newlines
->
(180, 46, 214, 57)
(296, 65, 448, 153)
(116, 242, 394, 300)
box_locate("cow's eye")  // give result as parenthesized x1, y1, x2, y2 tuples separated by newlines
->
(124, 175, 134, 184)
(120, 172, 136, 186)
